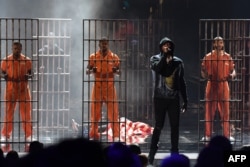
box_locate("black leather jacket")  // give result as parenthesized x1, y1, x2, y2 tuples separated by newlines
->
(150, 53, 188, 103)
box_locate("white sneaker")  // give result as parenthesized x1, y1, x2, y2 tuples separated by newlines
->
(114, 137, 119, 142)
(26, 136, 32, 142)
(229, 136, 235, 141)
(0, 136, 10, 142)
(201, 136, 210, 142)
(89, 138, 100, 141)
(229, 136, 235, 144)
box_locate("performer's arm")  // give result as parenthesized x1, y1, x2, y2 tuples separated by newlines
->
(112, 54, 121, 76)
(0, 60, 8, 80)
(201, 56, 209, 79)
(86, 65, 97, 75)
(230, 69, 236, 79)
(86, 55, 97, 75)
(25, 59, 33, 80)
(0, 70, 8, 80)
(201, 67, 208, 79)
(25, 69, 33, 80)
(150, 55, 166, 73)
(229, 55, 236, 79)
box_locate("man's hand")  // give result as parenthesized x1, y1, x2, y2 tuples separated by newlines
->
(4, 74, 8, 80)
(86, 69, 91, 75)
(181, 102, 187, 113)
(201, 69, 208, 79)
(25, 74, 32, 80)
(1, 74, 8, 80)
(86, 67, 97, 75)
(92, 67, 97, 73)
(230, 69, 236, 79)
(112, 67, 117, 73)
(0, 71, 8, 80)
(112, 67, 121, 75)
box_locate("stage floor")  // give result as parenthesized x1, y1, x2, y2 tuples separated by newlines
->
(2, 110, 250, 167)
(2, 127, 250, 167)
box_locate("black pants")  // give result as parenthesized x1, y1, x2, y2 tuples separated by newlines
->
(148, 98, 180, 164)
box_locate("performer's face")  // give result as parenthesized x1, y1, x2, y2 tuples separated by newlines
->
(99, 40, 109, 53)
(12, 44, 22, 59)
(213, 40, 224, 50)
(162, 42, 172, 53)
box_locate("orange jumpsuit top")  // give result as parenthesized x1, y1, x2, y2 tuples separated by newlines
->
(89, 50, 120, 83)
(201, 50, 235, 82)
(1, 54, 32, 92)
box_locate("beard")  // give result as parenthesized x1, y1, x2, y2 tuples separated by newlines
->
(13, 53, 20, 59)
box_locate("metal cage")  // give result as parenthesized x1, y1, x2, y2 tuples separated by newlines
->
(0, 18, 39, 152)
(198, 19, 250, 150)
(33, 18, 71, 144)
(82, 19, 174, 150)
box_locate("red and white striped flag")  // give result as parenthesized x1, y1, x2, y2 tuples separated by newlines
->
(102, 117, 154, 144)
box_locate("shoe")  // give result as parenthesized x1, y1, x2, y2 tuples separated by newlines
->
(201, 136, 210, 142)
(26, 136, 32, 142)
(89, 138, 98, 141)
(114, 137, 119, 142)
(89, 132, 100, 141)
(229, 136, 235, 144)
(229, 136, 235, 141)
(1, 136, 10, 142)
(1, 144, 10, 152)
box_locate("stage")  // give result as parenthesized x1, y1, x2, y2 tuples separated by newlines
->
(2, 124, 250, 167)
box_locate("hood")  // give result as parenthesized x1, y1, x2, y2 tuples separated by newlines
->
(159, 37, 175, 54)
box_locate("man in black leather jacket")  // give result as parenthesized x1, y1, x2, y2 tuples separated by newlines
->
(148, 37, 188, 166)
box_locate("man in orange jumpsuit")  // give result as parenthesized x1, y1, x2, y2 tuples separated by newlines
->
(86, 37, 120, 141)
(201, 36, 236, 142)
(1, 42, 33, 142)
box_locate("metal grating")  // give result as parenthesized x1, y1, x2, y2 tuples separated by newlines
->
(0, 18, 39, 152)
(33, 18, 71, 143)
(82, 19, 173, 147)
(198, 19, 250, 150)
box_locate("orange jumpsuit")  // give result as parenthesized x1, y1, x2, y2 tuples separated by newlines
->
(1, 54, 32, 139)
(201, 50, 235, 138)
(88, 50, 120, 139)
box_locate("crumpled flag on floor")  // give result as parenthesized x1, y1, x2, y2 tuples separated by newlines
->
(102, 117, 154, 144)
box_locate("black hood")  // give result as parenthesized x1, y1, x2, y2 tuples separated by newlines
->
(159, 37, 175, 54)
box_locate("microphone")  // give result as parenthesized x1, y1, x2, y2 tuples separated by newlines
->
(163, 46, 170, 52)
(163, 46, 171, 52)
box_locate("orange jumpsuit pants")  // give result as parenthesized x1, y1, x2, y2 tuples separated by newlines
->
(1, 54, 32, 139)
(205, 81, 230, 137)
(88, 51, 120, 139)
(202, 51, 234, 138)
